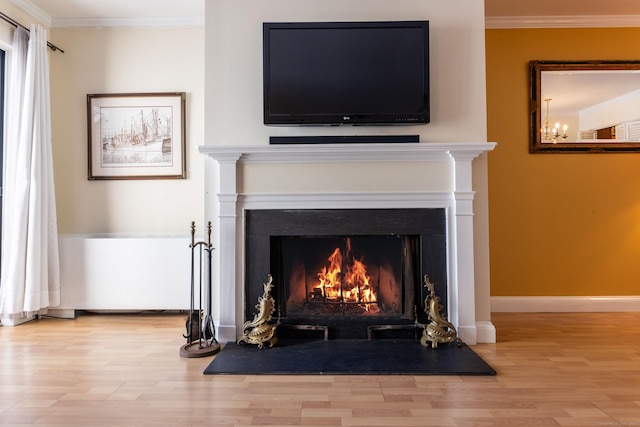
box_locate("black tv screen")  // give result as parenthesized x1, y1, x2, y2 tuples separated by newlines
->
(263, 21, 430, 126)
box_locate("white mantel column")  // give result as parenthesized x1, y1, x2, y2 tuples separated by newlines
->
(449, 150, 482, 345)
(208, 153, 241, 343)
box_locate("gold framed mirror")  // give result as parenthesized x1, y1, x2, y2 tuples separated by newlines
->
(529, 60, 640, 153)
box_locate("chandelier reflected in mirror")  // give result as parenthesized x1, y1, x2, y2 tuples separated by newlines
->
(541, 98, 568, 143)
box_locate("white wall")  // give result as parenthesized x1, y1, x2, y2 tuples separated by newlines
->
(579, 89, 640, 134)
(206, 0, 488, 146)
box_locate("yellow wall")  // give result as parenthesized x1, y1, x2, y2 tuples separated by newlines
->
(486, 28, 640, 296)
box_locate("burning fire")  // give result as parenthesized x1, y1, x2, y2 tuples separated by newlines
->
(315, 239, 378, 311)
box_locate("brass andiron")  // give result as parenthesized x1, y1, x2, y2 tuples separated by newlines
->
(236, 274, 279, 349)
(420, 275, 463, 348)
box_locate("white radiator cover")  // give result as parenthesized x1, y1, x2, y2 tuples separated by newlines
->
(58, 235, 193, 311)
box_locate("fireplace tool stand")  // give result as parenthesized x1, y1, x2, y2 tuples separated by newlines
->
(180, 221, 221, 358)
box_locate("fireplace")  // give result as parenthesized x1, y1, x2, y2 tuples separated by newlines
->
(282, 235, 405, 318)
(198, 142, 497, 344)
(245, 208, 446, 339)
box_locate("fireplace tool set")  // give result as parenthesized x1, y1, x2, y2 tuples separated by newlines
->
(180, 221, 221, 358)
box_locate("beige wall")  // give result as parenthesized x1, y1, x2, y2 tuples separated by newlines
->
(205, 0, 488, 145)
(0, 3, 205, 311)
(0, 1, 42, 51)
(486, 28, 640, 297)
(48, 26, 205, 234)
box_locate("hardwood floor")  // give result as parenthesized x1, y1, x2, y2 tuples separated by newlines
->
(1, 312, 639, 426)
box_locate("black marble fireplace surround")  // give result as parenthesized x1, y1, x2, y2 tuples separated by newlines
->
(244, 208, 447, 339)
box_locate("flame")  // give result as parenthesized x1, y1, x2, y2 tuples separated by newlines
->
(314, 239, 377, 310)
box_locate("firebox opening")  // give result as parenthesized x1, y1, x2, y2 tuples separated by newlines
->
(270, 233, 423, 339)
(278, 235, 406, 318)
(244, 208, 448, 340)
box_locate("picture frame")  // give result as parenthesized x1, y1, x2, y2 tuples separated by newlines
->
(529, 60, 640, 153)
(87, 92, 186, 179)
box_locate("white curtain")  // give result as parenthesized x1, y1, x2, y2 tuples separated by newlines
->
(0, 25, 60, 322)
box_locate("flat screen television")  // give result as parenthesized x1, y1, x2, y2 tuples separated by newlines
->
(263, 21, 430, 126)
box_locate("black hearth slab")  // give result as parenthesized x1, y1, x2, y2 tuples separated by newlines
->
(203, 339, 496, 376)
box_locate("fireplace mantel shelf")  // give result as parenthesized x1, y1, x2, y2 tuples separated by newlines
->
(198, 142, 496, 163)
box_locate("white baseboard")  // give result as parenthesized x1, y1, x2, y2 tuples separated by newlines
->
(456, 322, 497, 345)
(1, 315, 37, 326)
(457, 325, 477, 345)
(45, 309, 76, 319)
(217, 325, 237, 344)
(491, 296, 640, 312)
(476, 321, 496, 343)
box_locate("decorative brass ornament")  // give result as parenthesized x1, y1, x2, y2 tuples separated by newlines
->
(236, 274, 279, 349)
(420, 275, 462, 348)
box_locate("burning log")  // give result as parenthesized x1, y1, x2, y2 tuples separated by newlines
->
(313, 238, 378, 311)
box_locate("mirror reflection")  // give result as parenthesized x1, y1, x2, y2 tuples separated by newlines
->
(529, 60, 640, 153)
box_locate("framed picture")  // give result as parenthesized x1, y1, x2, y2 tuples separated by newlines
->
(87, 92, 186, 180)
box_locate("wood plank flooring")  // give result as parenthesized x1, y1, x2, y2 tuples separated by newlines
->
(1, 312, 639, 426)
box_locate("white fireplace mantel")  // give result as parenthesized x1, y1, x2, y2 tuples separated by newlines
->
(199, 142, 496, 344)
(199, 141, 493, 164)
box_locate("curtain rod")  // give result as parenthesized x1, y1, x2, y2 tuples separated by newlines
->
(0, 11, 64, 53)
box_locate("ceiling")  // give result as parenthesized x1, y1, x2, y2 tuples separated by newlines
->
(543, 69, 640, 115)
(11, 0, 640, 28)
(11, 0, 205, 27)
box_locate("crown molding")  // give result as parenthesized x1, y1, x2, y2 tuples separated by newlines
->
(486, 14, 640, 29)
(10, 0, 52, 27)
(11, 0, 203, 29)
(49, 16, 204, 29)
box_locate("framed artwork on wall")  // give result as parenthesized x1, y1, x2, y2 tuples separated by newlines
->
(529, 60, 640, 153)
(87, 92, 186, 180)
